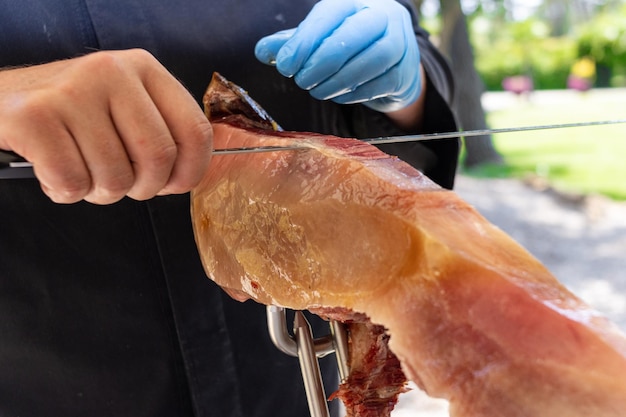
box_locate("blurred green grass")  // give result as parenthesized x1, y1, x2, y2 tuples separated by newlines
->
(463, 89, 626, 200)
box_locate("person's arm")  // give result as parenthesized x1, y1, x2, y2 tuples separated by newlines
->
(0, 49, 213, 204)
(255, 0, 459, 188)
(385, 64, 427, 131)
(254, 0, 426, 124)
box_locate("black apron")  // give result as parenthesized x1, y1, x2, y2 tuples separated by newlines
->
(0, 1, 457, 416)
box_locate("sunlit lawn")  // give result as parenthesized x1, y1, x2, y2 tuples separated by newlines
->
(464, 88, 626, 200)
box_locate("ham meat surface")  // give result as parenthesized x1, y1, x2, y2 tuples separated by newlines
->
(191, 74, 626, 417)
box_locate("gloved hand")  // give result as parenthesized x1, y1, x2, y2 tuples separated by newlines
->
(255, 0, 422, 113)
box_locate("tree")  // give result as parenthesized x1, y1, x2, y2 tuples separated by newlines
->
(438, 0, 503, 168)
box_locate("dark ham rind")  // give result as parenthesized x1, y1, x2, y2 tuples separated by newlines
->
(192, 73, 626, 417)
(203, 72, 280, 131)
(332, 322, 406, 417)
(312, 308, 408, 417)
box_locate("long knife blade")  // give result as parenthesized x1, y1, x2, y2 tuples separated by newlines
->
(363, 119, 626, 145)
(2, 119, 626, 179)
(213, 118, 626, 153)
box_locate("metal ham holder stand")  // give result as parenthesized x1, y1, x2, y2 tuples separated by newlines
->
(266, 306, 350, 417)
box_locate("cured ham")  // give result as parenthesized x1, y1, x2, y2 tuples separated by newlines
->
(191, 73, 626, 417)
(319, 308, 408, 417)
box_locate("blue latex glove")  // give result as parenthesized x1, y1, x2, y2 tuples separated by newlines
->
(255, 0, 422, 113)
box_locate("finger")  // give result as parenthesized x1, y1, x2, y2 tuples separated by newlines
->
(294, 7, 387, 90)
(0, 93, 92, 203)
(108, 83, 177, 201)
(309, 1, 418, 102)
(138, 53, 213, 195)
(309, 35, 405, 101)
(29, 127, 93, 204)
(65, 109, 135, 204)
(330, 49, 421, 111)
(255, 28, 297, 66)
(330, 64, 405, 105)
(275, 0, 359, 77)
(329, 25, 421, 108)
(46, 68, 139, 204)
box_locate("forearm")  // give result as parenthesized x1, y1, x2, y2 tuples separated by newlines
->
(384, 64, 427, 131)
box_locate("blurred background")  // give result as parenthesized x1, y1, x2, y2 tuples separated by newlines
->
(411, 0, 626, 324)
(417, 0, 626, 346)
(416, 0, 626, 181)
(421, 0, 626, 319)
(392, 2, 626, 415)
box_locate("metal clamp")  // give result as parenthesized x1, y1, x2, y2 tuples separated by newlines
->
(266, 306, 350, 417)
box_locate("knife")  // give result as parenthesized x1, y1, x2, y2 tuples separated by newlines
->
(2, 118, 625, 179)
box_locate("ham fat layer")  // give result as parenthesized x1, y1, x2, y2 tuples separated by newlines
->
(191, 73, 626, 417)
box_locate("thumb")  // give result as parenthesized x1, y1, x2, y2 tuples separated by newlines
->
(254, 28, 296, 66)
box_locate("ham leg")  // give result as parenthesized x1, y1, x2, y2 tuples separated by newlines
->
(191, 73, 626, 417)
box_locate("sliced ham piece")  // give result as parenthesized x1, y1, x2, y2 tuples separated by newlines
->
(191, 73, 626, 417)
(319, 310, 408, 417)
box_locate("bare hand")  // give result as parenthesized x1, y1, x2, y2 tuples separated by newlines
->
(0, 49, 213, 204)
